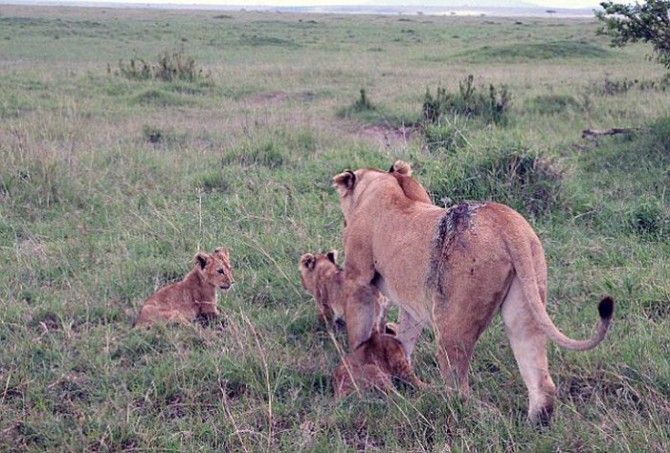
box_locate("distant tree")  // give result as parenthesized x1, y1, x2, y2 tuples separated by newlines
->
(596, 1, 670, 69)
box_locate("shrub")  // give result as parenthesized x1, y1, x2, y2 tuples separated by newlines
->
(629, 198, 667, 239)
(336, 89, 377, 120)
(115, 47, 209, 84)
(422, 75, 511, 125)
(424, 143, 564, 218)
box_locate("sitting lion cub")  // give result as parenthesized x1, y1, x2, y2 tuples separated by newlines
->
(333, 331, 426, 399)
(299, 250, 391, 334)
(136, 248, 233, 327)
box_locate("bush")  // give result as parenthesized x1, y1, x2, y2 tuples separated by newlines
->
(114, 47, 209, 83)
(422, 75, 511, 125)
(336, 89, 377, 120)
(424, 143, 564, 218)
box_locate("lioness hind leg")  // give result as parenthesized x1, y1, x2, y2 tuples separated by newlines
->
(396, 308, 424, 359)
(436, 338, 475, 397)
(501, 278, 556, 425)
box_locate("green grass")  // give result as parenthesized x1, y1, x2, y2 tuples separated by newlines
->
(0, 4, 669, 452)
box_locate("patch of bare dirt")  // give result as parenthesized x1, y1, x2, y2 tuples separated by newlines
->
(355, 124, 420, 148)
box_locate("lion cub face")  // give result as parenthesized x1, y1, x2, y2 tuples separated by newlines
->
(299, 250, 345, 327)
(197, 247, 234, 291)
(333, 332, 426, 399)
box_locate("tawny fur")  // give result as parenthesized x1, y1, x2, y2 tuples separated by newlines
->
(332, 161, 614, 425)
(136, 248, 234, 327)
(333, 332, 426, 399)
(299, 250, 390, 334)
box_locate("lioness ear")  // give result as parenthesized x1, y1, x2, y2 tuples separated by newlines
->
(332, 170, 355, 196)
(300, 253, 316, 270)
(390, 160, 411, 176)
(326, 249, 338, 264)
(195, 252, 209, 270)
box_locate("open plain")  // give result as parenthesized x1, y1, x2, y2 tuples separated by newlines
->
(0, 4, 668, 451)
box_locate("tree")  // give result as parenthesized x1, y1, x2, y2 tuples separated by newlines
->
(596, 1, 670, 69)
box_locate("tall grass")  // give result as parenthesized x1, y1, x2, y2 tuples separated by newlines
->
(0, 5, 668, 451)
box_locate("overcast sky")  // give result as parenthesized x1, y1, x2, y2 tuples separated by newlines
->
(199, 1, 600, 6)
(63, 0, 602, 8)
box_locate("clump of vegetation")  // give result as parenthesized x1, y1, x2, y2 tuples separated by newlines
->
(424, 143, 564, 217)
(422, 75, 511, 125)
(422, 117, 469, 153)
(113, 46, 209, 83)
(336, 88, 377, 121)
(629, 198, 668, 239)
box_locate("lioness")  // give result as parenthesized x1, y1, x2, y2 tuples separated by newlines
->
(299, 250, 391, 334)
(332, 160, 614, 424)
(333, 331, 426, 399)
(136, 248, 234, 327)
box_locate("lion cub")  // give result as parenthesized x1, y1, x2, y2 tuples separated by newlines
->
(299, 250, 390, 333)
(136, 248, 233, 327)
(333, 331, 426, 399)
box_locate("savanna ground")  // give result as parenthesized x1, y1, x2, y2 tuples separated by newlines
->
(0, 4, 668, 451)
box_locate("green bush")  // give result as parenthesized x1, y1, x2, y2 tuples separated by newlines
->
(115, 47, 209, 84)
(422, 75, 511, 125)
(424, 143, 564, 218)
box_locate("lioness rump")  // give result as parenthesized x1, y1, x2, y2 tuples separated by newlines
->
(136, 247, 233, 327)
(332, 160, 614, 424)
(333, 331, 426, 399)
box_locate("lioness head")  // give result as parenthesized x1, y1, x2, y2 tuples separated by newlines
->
(332, 160, 431, 224)
(299, 250, 345, 327)
(196, 247, 234, 291)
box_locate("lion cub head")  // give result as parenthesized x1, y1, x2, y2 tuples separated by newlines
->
(136, 247, 234, 327)
(299, 250, 345, 327)
(197, 247, 234, 292)
(299, 250, 391, 333)
(333, 332, 426, 399)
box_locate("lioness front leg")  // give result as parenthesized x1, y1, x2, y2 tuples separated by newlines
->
(343, 279, 377, 350)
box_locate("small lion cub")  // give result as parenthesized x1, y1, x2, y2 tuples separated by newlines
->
(333, 332, 426, 399)
(299, 250, 390, 333)
(136, 248, 233, 327)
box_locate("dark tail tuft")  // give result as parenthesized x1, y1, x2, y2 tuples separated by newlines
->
(598, 296, 615, 320)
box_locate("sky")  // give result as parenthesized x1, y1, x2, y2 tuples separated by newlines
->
(52, 0, 602, 8)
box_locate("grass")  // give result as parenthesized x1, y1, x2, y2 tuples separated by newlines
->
(0, 4, 669, 452)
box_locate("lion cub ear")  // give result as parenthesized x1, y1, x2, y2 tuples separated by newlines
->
(326, 249, 338, 264)
(300, 253, 316, 271)
(332, 170, 355, 196)
(214, 247, 230, 261)
(390, 160, 411, 176)
(195, 252, 209, 270)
